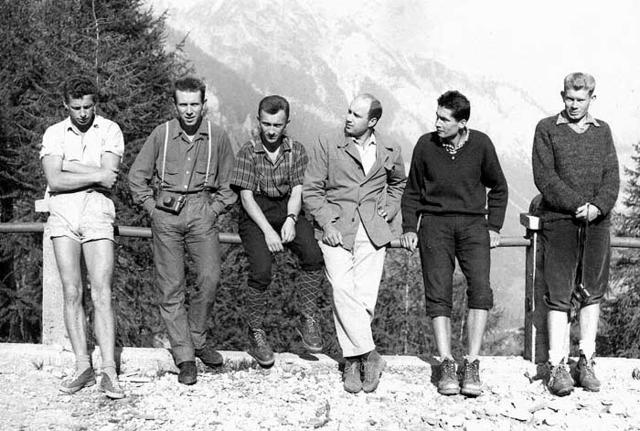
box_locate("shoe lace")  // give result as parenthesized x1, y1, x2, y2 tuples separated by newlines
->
(252, 329, 268, 347)
(345, 360, 360, 376)
(581, 358, 597, 379)
(305, 317, 320, 336)
(442, 360, 456, 379)
(464, 360, 479, 380)
(549, 363, 568, 385)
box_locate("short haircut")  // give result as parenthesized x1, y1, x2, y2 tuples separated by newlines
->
(62, 76, 98, 103)
(437, 90, 470, 122)
(563, 72, 596, 95)
(173, 76, 206, 102)
(358, 93, 383, 121)
(258, 95, 290, 119)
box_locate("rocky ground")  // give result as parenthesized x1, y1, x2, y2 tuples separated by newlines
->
(1, 352, 640, 431)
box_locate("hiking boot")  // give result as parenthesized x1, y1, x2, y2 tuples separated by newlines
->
(195, 345, 224, 368)
(343, 358, 362, 393)
(297, 316, 323, 353)
(362, 350, 386, 393)
(547, 360, 574, 396)
(460, 358, 482, 397)
(99, 372, 125, 399)
(574, 352, 601, 392)
(438, 358, 460, 395)
(177, 361, 197, 385)
(59, 367, 96, 394)
(249, 328, 275, 367)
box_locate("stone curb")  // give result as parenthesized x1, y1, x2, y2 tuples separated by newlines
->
(2, 343, 639, 381)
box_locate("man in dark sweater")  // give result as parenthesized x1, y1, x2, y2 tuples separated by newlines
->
(400, 90, 508, 397)
(532, 72, 619, 396)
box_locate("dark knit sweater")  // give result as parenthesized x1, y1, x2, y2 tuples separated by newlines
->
(401, 130, 508, 233)
(532, 114, 619, 221)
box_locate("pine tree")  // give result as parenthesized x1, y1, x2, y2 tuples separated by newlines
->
(599, 142, 640, 357)
(0, 0, 189, 342)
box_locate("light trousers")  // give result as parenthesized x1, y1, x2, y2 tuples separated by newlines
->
(319, 224, 386, 357)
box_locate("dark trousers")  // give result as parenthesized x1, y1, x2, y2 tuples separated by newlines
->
(541, 217, 610, 312)
(151, 194, 220, 365)
(238, 195, 323, 291)
(417, 214, 493, 318)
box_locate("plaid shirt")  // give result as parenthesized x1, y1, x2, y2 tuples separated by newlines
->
(231, 135, 308, 198)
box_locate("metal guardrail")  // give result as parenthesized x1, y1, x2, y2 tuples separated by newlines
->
(2, 219, 640, 362)
(0, 222, 530, 248)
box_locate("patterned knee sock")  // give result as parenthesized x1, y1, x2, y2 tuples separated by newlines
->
(297, 269, 323, 319)
(245, 286, 268, 330)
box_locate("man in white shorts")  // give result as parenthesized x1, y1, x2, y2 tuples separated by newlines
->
(40, 76, 124, 399)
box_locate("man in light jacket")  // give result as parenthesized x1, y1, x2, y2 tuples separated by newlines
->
(303, 94, 406, 394)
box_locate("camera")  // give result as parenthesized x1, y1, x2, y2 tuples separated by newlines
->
(155, 191, 186, 215)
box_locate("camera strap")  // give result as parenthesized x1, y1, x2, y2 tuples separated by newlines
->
(160, 121, 212, 191)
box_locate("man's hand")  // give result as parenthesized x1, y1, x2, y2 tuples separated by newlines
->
(281, 217, 296, 244)
(400, 232, 418, 252)
(322, 223, 343, 247)
(489, 230, 501, 248)
(378, 207, 388, 222)
(264, 226, 284, 252)
(98, 168, 118, 189)
(576, 203, 600, 222)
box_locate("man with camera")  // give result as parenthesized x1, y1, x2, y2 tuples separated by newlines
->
(230, 95, 325, 367)
(128, 77, 236, 385)
(40, 76, 124, 399)
(532, 72, 619, 396)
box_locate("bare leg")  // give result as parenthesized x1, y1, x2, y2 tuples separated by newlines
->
(466, 308, 488, 359)
(52, 237, 88, 364)
(547, 310, 569, 364)
(432, 316, 453, 360)
(83, 239, 116, 367)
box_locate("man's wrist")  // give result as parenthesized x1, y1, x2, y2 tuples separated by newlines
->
(287, 213, 298, 223)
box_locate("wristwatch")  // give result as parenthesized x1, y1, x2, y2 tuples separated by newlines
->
(287, 213, 298, 223)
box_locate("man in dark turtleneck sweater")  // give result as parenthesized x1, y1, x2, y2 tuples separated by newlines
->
(400, 90, 508, 397)
(532, 73, 619, 397)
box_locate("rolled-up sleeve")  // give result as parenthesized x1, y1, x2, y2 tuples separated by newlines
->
(230, 145, 257, 192)
(40, 127, 64, 159)
(102, 121, 125, 158)
(209, 131, 237, 215)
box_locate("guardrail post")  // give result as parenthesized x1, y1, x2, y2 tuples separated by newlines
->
(41, 225, 71, 349)
(520, 213, 547, 362)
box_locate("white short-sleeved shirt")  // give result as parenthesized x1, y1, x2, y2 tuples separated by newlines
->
(40, 115, 124, 242)
(40, 114, 124, 165)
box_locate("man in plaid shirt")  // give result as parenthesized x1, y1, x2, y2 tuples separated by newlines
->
(230, 95, 324, 367)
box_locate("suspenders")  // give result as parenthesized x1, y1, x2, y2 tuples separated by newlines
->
(160, 121, 212, 190)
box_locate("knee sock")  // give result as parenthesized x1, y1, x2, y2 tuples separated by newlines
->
(246, 285, 267, 330)
(298, 269, 323, 319)
(548, 349, 565, 366)
(75, 354, 91, 372)
(579, 340, 596, 359)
